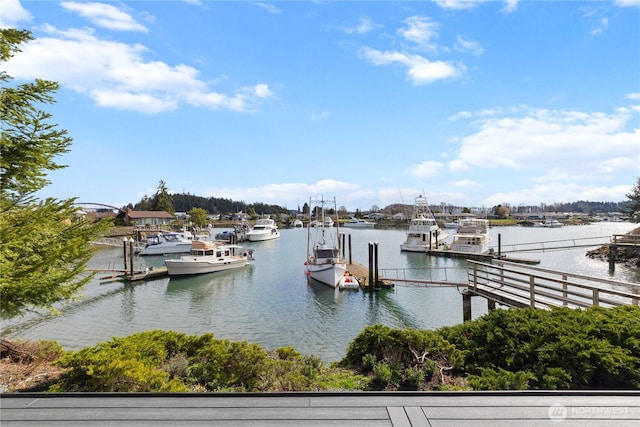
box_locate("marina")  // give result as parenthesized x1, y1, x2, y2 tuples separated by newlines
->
(1, 222, 638, 363)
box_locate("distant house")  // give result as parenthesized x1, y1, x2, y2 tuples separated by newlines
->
(123, 209, 175, 227)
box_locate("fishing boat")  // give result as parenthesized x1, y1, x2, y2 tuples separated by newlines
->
(165, 240, 254, 276)
(305, 197, 347, 288)
(450, 218, 492, 253)
(400, 195, 448, 252)
(246, 217, 280, 241)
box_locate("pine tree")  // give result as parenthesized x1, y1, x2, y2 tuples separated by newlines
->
(621, 177, 640, 223)
(152, 180, 174, 213)
(0, 29, 110, 318)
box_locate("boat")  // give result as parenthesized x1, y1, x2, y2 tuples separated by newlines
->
(338, 271, 360, 290)
(444, 221, 458, 229)
(138, 232, 194, 256)
(400, 195, 448, 252)
(246, 217, 280, 241)
(165, 240, 254, 276)
(538, 218, 563, 228)
(450, 218, 492, 253)
(342, 218, 375, 228)
(292, 219, 304, 228)
(305, 197, 348, 288)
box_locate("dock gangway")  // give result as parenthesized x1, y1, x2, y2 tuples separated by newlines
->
(466, 260, 640, 312)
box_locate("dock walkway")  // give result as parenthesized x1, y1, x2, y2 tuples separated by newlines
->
(2, 391, 639, 426)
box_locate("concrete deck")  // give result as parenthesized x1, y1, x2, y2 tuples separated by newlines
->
(2, 391, 639, 426)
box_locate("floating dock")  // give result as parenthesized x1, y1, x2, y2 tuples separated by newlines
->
(98, 267, 169, 283)
(428, 249, 540, 265)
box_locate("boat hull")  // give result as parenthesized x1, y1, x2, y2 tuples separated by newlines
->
(400, 234, 448, 252)
(307, 262, 347, 288)
(247, 231, 280, 241)
(165, 257, 250, 276)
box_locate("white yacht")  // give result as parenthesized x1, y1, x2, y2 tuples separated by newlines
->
(246, 217, 280, 241)
(138, 232, 193, 256)
(165, 240, 254, 276)
(450, 218, 492, 253)
(342, 218, 375, 228)
(400, 195, 448, 252)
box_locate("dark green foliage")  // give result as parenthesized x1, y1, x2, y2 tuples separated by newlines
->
(439, 306, 640, 389)
(52, 330, 369, 392)
(146, 192, 290, 216)
(40, 306, 640, 392)
(620, 177, 640, 223)
(1, 29, 110, 318)
(340, 325, 465, 390)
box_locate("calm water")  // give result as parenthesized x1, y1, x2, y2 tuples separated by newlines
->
(2, 222, 637, 362)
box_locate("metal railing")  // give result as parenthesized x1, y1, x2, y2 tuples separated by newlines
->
(467, 260, 639, 309)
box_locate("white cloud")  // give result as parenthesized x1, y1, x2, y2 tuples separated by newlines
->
(0, 0, 32, 27)
(448, 103, 639, 205)
(344, 16, 380, 34)
(254, 2, 282, 14)
(407, 160, 445, 178)
(61, 2, 147, 32)
(591, 17, 609, 35)
(434, 0, 519, 13)
(310, 111, 330, 120)
(615, 0, 640, 7)
(203, 179, 372, 208)
(455, 35, 485, 56)
(4, 25, 272, 113)
(398, 16, 440, 50)
(361, 47, 462, 85)
(433, 0, 486, 11)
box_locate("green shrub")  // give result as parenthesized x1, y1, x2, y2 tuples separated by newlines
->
(440, 306, 640, 389)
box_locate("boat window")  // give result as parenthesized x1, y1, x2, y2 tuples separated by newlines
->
(316, 249, 338, 258)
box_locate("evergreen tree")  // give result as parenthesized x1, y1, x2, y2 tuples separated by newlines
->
(621, 177, 640, 223)
(0, 29, 109, 318)
(188, 207, 208, 227)
(152, 180, 174, 213)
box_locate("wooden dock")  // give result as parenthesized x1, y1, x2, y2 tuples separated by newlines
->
(2, 391, 639, 426)
(98, 267, 169, 283)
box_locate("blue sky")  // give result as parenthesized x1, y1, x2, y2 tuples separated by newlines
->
(2, 0, 639, 212)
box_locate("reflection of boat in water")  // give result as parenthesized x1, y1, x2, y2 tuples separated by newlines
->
(450, 218, 492, 253)
(165, 240, 254, 276)
(305, 197, 347, 289)
(400, 195, 448, 252)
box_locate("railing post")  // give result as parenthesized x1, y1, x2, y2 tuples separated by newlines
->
(472, 263, 478, 290)
(462, 291, 472, 322)
(592, 288, 600, 307)
(562, 274, 568, 306)
(529, 276, 535, 308)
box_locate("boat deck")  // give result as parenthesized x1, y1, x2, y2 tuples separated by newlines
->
(2, 392, 638, 426)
